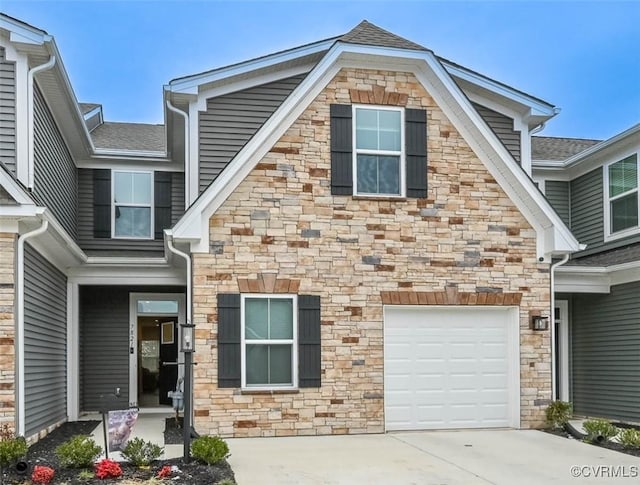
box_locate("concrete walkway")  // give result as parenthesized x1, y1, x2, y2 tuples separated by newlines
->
(227, 430, 640, 485)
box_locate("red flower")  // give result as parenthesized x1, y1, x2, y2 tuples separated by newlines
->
(156, 465, 172, 479)
(31, 465, 55, 485)
(95, 459, 123, 479)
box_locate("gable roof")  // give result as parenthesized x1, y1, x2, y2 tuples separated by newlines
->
(338, 20, 428, 51)
(170, 34, 580, 260)
(91, 122, 166, 153)
(532, 136, 601, 161)
(79, 102, 101, 115)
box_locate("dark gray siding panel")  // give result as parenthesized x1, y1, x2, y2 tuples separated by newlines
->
(571, 281, 640, 422)
(79, 285, 185, 411)
(199, 74, 306, 193)
(33, 84, 78, 239)
(545, 180, 570, 226)
(24, 243, 67, 437)
(473, 103, 520, 164)
(171, 172, 185, 224)
(78, 168, 182, 254)
(570, 168, 603, 251)
(0, 47, 16, 175)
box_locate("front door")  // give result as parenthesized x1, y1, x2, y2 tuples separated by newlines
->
(158, 320, 178, 406)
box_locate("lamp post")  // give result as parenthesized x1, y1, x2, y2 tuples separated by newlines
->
(180, 322, 195, 462)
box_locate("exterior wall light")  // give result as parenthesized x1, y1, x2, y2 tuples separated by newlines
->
(531, 315, 549, 331)
(180, 322, 195, 353)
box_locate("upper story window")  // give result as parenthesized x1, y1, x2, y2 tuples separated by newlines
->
(112, 171, 153, 239)
(606, 153, 638, 238)
(241, 295, 297, 389)
(354, 106, 404, 196)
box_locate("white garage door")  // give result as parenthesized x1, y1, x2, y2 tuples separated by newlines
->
(384, 306, 519, 431)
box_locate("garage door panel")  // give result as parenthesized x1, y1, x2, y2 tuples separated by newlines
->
(384, 306, 518, 431)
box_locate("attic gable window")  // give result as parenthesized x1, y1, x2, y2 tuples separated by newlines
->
(354, 106, 404, 196)
(112, 170, 154, 239)
(606, 153, 638, 238)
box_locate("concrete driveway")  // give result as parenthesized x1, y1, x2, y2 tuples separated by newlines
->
(227, 430, 640, 484)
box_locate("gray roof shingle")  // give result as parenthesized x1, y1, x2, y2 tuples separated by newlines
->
(78, 103, 101, 115)
(567, 243, 640, 267)
(91, 122, 165, 152)
(339, 20, 428, 51)
(532, 136, 601, 161)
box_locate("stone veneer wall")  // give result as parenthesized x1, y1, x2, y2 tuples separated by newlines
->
(0, 233, 15, 429)
(192, 68, 551, 438)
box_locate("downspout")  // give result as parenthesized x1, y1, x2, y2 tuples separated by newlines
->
(16, 219, 48, 436)
(166, 235, 193, 460)
(165, 99, 189, 210)
(27, 56, 57, 190)
(550, 253, 570, 402)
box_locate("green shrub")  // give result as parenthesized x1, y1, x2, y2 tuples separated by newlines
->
(618, 428, 640, 449)
(121, 437, 163, 466)
(582, 419, 618, 443)
(545, 401, 573, 429)
(0, 423, 28, 476)
(77, 469, 95, 481)
(55, 435, 102, 468)
(191, 436, 229, 465)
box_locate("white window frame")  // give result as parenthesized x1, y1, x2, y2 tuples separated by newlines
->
(604, 152, 639, 242)
(240, 294, 298, 390)
(111, 170, 154, 240)
(352, 105, 405, 197)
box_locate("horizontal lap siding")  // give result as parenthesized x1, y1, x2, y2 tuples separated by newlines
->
(171, 171, 185, 223)
(0, 47, 16, 175)
(24, 243, 67, 437)
(571, 281, 640, 422)
(544, 180, 570, 226)
(199, 75, 306, 193)
(473, 103, 520, 164)
(33, 84, 78, 239)
(570, 168, 603, 251)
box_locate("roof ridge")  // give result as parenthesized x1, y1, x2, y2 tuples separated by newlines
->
(339, 19, 428, 52)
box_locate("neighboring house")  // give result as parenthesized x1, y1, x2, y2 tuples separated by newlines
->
(533, 126, 640, 424)
(0, 14, 587, 441)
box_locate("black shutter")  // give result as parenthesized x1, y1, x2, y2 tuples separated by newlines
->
(93, 169, 111, 238)
(154, 172, 172, 239)
(405, 108, 428, 198)
(218, 294, 241, 388)
(298, 295, 321, 388)
(330, 104, 353, 195)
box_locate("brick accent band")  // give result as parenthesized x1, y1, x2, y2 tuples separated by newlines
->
(349, 85, 409, 106)
(237, 273, 300, 293)
(380, 289, 523, 306)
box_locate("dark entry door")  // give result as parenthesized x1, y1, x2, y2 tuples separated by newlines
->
(158, 320, 178, 405)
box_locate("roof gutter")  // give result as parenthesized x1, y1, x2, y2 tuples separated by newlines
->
(16, 218, 48, 436)
(165, 98, 190, 209)
(27, 55, 56, 190)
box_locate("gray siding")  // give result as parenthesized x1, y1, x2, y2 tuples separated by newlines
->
(77, 169, 184, 254)
(24, 243, 67, 437)
(79, 285, 185, 411)
(473, 103, 521, 164)
(571, 281, 640, 422)
(545, 180, 570, 226)
(0, 47, 16, 175)
(569, 167, 603, 251)
(199, 74, 306, 193)
(34, 83, 78, 239)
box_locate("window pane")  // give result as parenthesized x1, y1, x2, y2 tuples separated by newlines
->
(114, 172, 133, 204)
(245, 298, 268, 339)
(246, 345, 268, 385)
(357, 154, 378, 193)
(115, 207, 151, 237)
(378, 110, 401, 151)
(609, 155, 638, 197)
(378, 156, 400, 194)
(269, 299, 293, 339)
(137, 300, 178, 314)
(269, 345, 292, 384)
(611, 193, 638, 233)
(132, 173, 152, 204)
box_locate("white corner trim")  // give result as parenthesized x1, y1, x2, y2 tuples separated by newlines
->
(172, 43, 580, 259)
(188, 102, 200, 206)
(66, 281, 79, 420)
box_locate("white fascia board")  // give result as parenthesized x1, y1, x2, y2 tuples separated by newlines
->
(0, 169, 33, 205)
(173, 43, 580, 258)
(77, 159, 183, 171)
(92, 148, 168, 159)
(442, 60, 556, 118)
(68, 266, 185, 286)
(555, 268, 611, 294)
(0, 16, 48, 45)
(562, 123, 640, 168)
(85, 256, 168, 266)
(170, 39, 335, 95)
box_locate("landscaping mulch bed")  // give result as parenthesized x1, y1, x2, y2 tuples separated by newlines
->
(1, 420, 235, 484)
(164, 417, 183, 445)
(542, 427, 640, 458)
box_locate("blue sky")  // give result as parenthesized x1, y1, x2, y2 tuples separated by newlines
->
(3, 0, 639, 139)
